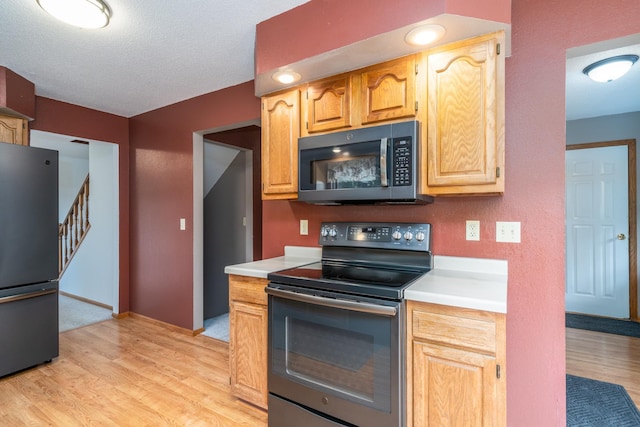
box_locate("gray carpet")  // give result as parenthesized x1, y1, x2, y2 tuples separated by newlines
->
(202, 313, 229, 342)
(566, 314, 640, 338)
(567, 375, 640, 426)
(59, 294, 113, 332)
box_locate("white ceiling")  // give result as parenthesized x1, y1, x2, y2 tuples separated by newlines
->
(566, 34, 640, 121)
(1, 0, 309, 118)
(2, 1, 638, 122)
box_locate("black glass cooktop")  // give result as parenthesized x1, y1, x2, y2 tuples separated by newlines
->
(268, 261, 426, 300)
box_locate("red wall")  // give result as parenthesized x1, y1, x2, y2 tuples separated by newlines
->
(128, 82, 260, 329)
(255, 0, 511, 75)
(30, 97, 131, 313)
(253, 0, 640, 425)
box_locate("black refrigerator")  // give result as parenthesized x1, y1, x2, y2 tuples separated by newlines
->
(0, 142, 59, 377)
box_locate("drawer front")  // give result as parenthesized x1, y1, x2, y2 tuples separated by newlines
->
(229, 275, 268, 305)
(411, 304, 497, 355)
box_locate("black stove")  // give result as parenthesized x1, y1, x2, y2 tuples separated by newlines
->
(268, 222, 432, 300)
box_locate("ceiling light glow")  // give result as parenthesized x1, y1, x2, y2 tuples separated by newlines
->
(37, 0, 111, 29)
(272, 70, 301, 85)
(582, 54, 639, 83)
(404, 24, 446, 46)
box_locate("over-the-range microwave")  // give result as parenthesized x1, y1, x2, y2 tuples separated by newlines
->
(298, 120, 433, 205)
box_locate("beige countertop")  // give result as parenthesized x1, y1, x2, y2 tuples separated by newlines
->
(225, 249, 507, 313)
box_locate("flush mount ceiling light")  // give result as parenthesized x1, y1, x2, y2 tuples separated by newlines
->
(404, 24, 446, 47)
(582, 54, 639, 83)
(37, 0, 111, 29)
(272, 70, 301, 85)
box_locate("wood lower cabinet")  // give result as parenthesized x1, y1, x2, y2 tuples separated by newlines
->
(406, 301, 506, 427)
(421, 31, 505, 195)
(0, 114, 28, 146)
(261, 89, 300, 200)
(228, 274, 268, 409)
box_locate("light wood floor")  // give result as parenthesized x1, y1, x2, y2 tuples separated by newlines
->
(2, 318, 638, 425)
(566, 327, 640, 407)
(0, 316, 267, 426)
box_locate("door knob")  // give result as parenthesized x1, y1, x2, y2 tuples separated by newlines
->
(617, 233, 627, 240)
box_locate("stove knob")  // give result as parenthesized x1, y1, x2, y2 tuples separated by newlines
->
(415, 231, 425, 242)
(404, 231, 414, 241)
(328, 227, 338, 238)
(320, 227, 329, 237)
(392, 231, 402, 240)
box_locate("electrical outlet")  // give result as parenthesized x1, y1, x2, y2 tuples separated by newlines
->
(300, 219, 309, 235)
(466, 220, 480, 241)
(496, 221, 521, 243)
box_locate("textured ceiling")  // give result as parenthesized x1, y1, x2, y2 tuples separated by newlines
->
(1, 0, 309, 117)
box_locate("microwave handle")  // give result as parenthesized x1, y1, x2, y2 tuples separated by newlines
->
(380, 138, 388, 187)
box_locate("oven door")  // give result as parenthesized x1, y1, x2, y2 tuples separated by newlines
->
(267, 283, 404, 427)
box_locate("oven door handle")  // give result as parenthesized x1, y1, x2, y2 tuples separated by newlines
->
(266, 287, 397, 317)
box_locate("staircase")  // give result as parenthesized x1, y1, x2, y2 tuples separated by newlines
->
(59, 174, 90, 276)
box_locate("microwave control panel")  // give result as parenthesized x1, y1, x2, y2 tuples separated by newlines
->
(392, 138, 413, 186)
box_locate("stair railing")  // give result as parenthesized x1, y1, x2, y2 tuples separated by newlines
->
(59, 174, 90, 276)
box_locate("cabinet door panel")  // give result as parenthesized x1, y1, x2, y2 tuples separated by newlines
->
(306, 75, 352, 133)
(261, 89, 300, 198)
(229, 300, 268, 409)
(361, 57, 416, 124)
(412, 341, 497, 427)
(425, 32, 505, 194)
(0, 114, 28, 146)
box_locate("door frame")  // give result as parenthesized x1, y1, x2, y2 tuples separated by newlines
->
(566, 139, 638, 321)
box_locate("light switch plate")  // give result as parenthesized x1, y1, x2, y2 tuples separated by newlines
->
(300, 219, 309, 235)
(180, 218, 186, 231)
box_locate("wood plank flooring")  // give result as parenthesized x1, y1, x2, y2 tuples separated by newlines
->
(566, 327, 640, 407)
(0, 316, 267, 426)
(2, 317, 639, 425)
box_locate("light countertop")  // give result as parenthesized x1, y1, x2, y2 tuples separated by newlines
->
(225, 250, 507, 313)
(223, 246, 321, 279)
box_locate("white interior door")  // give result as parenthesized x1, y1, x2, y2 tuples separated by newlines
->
(565, 145, 629, 318)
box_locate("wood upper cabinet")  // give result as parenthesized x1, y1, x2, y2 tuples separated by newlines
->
(228, 274, 269, 410)
(406, 301, 506, 427)
(261, 89, 300, 199)
(360, 56, 417, 125)
(0, 114, 28, 146)
(302, 74, 353, 135)
(421, 31, 505, 195)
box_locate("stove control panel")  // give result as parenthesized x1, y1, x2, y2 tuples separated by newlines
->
(319, 222, 431, 251)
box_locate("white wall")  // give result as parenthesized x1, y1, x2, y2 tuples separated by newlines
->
(59, 141, 119, 308)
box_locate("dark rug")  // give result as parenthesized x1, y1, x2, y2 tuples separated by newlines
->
(567, 375, 640, 426)
(566, 313, 640, 338)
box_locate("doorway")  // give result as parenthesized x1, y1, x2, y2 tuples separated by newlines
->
(192, 124, 262, 338)
(565, 140, 637, 319)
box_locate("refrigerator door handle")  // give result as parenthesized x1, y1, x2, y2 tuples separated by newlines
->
(0, 288, 57, 305)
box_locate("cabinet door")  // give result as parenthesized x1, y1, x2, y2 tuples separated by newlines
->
(0, 114, 28, 146)
(411, 341, 499, 427)
(229, 300, 268, 409)
(304, 74, 352, 134)
(261, 89, 300, 199)
(360, 56, 416, 124)
(424, 32, 505, 195)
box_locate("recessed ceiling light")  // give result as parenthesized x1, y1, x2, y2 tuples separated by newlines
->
(272, 70, 301, 85)
(404, 24, 446, 47)
(37, 0, 111, 29)
(582, 54, 639, 83)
